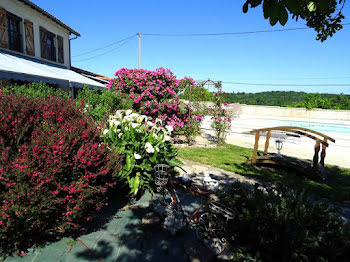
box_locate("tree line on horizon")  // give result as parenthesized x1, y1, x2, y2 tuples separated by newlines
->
(181, 89, 350, 110)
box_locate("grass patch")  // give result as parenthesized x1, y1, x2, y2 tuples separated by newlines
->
(177, 144, 350, 202)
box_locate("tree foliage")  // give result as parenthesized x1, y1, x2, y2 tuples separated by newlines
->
(223, 91, 350, 110)
(180, 86, 213, 102)
(243, 0, 346, 41)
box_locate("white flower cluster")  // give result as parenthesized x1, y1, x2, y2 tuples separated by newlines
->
(102, 110, 174, 157)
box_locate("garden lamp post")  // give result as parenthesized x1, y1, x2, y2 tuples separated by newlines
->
(275, 139, 283, 155)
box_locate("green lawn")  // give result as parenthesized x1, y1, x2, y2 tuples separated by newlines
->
(178, 144, 350, 203)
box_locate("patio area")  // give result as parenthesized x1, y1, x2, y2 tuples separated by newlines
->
(4, 159, 350, 262)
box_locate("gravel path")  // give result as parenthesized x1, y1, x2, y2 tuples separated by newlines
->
(179, 158, 350, 224)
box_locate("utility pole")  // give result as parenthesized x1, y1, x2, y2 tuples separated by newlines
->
(138, 32, 141, 69)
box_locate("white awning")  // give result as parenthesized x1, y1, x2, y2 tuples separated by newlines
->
(0, 51, 106, 89)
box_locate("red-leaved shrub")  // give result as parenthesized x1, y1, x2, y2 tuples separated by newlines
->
(0, 91, 121, 254)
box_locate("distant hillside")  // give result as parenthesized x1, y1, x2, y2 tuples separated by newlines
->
(222, 91, 350, 110)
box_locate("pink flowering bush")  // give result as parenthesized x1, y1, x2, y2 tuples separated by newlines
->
(211, 85, 231, 145)
(107, 68, 194, 130)
(0, 92, 121, 254)
(181, 115, 203, 145)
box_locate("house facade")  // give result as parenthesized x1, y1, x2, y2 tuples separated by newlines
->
(0, 0, 105, 91)
(0, 0, 77, 68)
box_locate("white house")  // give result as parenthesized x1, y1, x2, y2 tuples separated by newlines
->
(0, 0, 105, 90)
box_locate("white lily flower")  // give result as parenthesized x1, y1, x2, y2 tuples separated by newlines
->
(137, 115, 147, 123)
(164, 135, 171, 141)
(118, 133, 123, 138)
(103, 129, 109, 135)
(145, 142, 154, 153)
(131, 123, 140, 129)
(134, 152, 141, 159)
(125, 109, 132, 115)
(110, 120, 121, 127)
(130, 113, 139, 119)
(124, 116, 132, 122)
(165, 125, 173, 133)
(116, 113, 122, 120)
(146, 146, 154, 153)
(147, 121, 154, 127)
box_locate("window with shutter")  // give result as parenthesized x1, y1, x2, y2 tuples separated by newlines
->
(40, 26, 56, 62)
(46, 31, 56, 62)
(24, 20, 34, 56)
(0, 7, 8, 49)
(57, 35, 64, 64)
(40, 26, 47, 59)
(7, 12, 22, 53)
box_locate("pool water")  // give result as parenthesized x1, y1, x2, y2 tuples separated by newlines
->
(279, 119, 350, 134)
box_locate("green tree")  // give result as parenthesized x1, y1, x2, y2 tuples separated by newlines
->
(242, 0, 346, 41)
(181, 86, 212, 101)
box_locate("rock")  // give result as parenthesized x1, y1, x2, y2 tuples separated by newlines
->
(163, 209, 184, 235)
(141, 212, 160, 225)
(153, 203, 171, 218)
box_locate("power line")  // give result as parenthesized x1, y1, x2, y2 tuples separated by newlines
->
(221, 81, 350, 87)
(72, 34, 137, 58)
(73, 35, 137, 62)
(143, 23, 350, 37)
(248, 76, 350, 80)
(195, 77, 350, 87)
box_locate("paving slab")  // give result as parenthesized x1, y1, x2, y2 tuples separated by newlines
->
(3, 190, 210, 262)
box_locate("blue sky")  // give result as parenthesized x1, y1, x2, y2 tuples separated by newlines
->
(33, 0, 350, 94)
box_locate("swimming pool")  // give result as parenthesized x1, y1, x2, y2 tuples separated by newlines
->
(279, 119, 350, 134)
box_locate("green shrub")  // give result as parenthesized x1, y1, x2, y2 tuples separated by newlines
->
(181, 116, 202, 145)
(181, 86, 212, 102)
(1, 82, 70, 100)
(102, 110, 179, 195)
(76, 87, 133, 123)
(219, 183, 350, 262)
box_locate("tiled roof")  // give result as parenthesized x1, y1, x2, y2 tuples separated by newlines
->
(18, 0, 80, 36)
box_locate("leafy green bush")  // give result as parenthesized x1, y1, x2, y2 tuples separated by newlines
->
(1, 82, 70, 100)
(180, 86, 212, 102)
(181, 116, 202, 145)
(1, 83, 134, 123)
(219, 183, 350, 262)
(76, 87, 133, 123)
(102, 110, 179, 195)
(211, 89, 231, 145)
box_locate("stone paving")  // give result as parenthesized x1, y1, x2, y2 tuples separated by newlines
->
(179, 159, 350, 225)
(3, 159, 350, 262)
(177, 159, 260, 191)
(4, 192, 195, 262)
